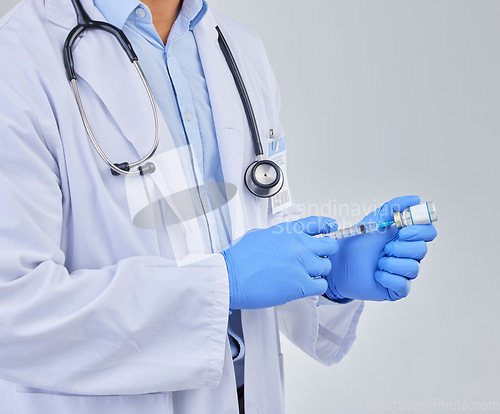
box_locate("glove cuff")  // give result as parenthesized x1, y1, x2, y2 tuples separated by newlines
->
(221, 249, 237, 311)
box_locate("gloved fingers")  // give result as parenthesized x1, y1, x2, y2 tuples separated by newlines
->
(388, 195, 421, 212)
(378, 257, 420, 279)
(398, 223, 437, 242)
(374, 270, 412, 300)
(295, 216, 338, 236)
(301, 275, 329, 297)
(377, 195, 421, 222)
(299, 233, 340, 257)
(385, 240, 428, 261)
(300, 253, 332, 277)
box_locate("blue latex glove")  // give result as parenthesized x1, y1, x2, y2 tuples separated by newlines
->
(325, 196, 437, 302)
(222, 217, 339, 310)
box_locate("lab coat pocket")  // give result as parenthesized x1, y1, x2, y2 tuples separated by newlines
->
(16, 385, 172, 414)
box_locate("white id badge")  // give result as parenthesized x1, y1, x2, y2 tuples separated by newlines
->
(269, 136, 292, 214)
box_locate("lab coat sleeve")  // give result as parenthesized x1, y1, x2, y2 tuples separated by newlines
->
(0, 81, 229, 395)
(277, 296, 364, 366)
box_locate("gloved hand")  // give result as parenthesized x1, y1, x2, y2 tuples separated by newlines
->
(222, 217, 339, 310)
(325, 196, 437, 302)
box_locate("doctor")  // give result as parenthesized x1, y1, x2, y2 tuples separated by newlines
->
(0, 0, 436, 413)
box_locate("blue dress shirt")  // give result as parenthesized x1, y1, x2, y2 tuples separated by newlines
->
(93, 0, 245, 387)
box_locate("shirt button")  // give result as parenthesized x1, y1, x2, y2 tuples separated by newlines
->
(135, 8, 146, 18)
(185, 111, 192, 122)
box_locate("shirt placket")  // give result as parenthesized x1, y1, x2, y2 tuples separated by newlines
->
(165, 38, 225, 253)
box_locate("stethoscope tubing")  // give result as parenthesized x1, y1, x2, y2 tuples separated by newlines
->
(64, 23, 138, 81)
(64, 0, 159, 175)
(215, 26, 264, 158)
(69, 61, 160, 176)
(64, 0, 138, 81)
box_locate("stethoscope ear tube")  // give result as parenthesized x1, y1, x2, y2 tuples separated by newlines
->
(63, 25, 85, 80)
(64, 0, 138, 81)
(217, 26, 285, 199)
(216, 26, 263, 158)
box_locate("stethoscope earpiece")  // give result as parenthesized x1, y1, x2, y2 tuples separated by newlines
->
(244, 160, 284, 198)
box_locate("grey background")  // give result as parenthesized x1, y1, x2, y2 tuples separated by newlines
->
(2, 0, 499, 413)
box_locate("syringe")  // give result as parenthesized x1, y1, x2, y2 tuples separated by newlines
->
(325, 221, 393, 240)
(322, 201, 438, 240)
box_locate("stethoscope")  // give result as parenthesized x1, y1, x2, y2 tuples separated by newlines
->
(63, 0, 284, 198)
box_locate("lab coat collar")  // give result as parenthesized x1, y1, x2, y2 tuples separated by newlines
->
(186, 0, 208, 30)
(46, 0, 207, 31)
(46, 0, 98, 30)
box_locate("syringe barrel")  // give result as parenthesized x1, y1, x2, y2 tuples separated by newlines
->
(394, 201, 438, 228)
(327, 222, 379, 240)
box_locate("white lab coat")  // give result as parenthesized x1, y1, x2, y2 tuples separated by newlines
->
(0, 0, 364, 413)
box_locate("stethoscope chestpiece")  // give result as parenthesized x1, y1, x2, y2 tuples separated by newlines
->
(244, 159, 284, 198)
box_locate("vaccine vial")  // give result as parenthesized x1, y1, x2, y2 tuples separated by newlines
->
(393, 201, 437, 229)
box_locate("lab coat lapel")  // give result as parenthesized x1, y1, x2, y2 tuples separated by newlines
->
(193, 11, 249, 240)
(45, 0, 89, 30)
(193, 12, 247, 178)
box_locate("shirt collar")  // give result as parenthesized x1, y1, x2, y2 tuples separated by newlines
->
(181, 0, 207, 30)
(93, 0, 207, 31)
